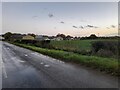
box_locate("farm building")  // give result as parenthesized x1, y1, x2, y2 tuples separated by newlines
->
(35, 35, 50, 41)
(52, 36, 63, 41)
(22, 35, 35, 40)
(10, 34, 23, 41)
(35, 35, 44, 41)
(0, 36, 4, 40)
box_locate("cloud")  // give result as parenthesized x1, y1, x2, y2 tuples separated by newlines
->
(87, 25, 94, 28)
(48, 13, 54, 18)
(60, 21, 65, 24)
(111, 25, 116, 28)
(79, 26, 84, 29)
(73, 26, 78, 28)
(86, 25, 98, 28)
(94, 26, 99, 28)
(32, 16, 38, 18)
(106, 27, 110, 29)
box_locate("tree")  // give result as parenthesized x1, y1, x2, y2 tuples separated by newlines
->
(56, 33, 66, 40)
(89, 34, 97, 39)
(66, 35, 73, 40)
(28, 33, 36, 37)
(4, 32, 12, 40)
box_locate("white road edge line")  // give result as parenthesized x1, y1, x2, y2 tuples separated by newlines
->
(2, 61, 8, 78)
(18, 60, 25, 63)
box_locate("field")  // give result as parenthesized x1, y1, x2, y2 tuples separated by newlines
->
(49, 39, 118, 56)
(50, 40, 92, 52)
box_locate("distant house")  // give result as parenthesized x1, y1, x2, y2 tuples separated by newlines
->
(0, 35, 4, 40)
(10, 34, 23, 41)
(35, 35, 44, 41)
(43, 36, 50, 41)
(44, 38, 50, 41)
(35, 35, 50, 41)
(22, 35, 35, 40)
(65, 35, 74, 40)
(52, 36, 63, 41)
(49, 36, 55, 40)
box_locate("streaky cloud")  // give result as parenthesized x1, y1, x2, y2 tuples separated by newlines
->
(79, 26, 84, 29)
(48, 13, 54, 18)
(87, 25, 94, 28)
(111, 25, 116, 28)
(60, 21, 65, 24)
(32, 16, 38, 18)
(86, 25, 98, 28)
(73, 26, 78, 28)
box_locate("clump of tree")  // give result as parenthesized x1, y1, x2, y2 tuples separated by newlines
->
(66, 35, 73, 40)
(80, 34, 98, 40)
(56, 33, 66, 40)
(4, 32, 12, 41)
(56, 33, 74, 40)
(89, 34, 97, 39)
(28, 33, 36, 37)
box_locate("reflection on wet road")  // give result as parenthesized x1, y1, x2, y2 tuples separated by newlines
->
(2, 42, 118, 88)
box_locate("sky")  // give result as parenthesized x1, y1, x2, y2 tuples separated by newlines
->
(0, 2, 2, 35)
(118, 2, 120, 35)
(2, 2, 118, 37)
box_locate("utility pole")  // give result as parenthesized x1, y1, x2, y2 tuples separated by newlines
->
(98, 33, 99, 37)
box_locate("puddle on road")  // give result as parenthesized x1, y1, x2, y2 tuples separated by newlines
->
(44, 65, 50, 68)
(7, 48, 9, 50)
(40, 62, 44, 65)
(25, 54, 28, 57)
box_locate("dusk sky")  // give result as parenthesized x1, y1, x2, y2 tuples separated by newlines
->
(2, 2, 118, 37)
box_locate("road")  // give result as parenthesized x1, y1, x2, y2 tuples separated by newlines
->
(2, 42, 119, 88)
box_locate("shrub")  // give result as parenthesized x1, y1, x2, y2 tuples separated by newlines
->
(97, 49, 114, 58)
(92, 41, 119, 58)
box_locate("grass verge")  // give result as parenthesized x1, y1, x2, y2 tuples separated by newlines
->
(12, 42, 119, 76)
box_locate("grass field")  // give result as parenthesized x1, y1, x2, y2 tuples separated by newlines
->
(49, 39, 118, 55)
(50, 40, 92, 51)
(12, 42, 120, 76)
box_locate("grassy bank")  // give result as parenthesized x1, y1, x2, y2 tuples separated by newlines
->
(12, 42, 119, 76)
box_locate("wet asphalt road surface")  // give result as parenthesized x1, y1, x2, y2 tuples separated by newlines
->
(2, 42, 119, 88)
